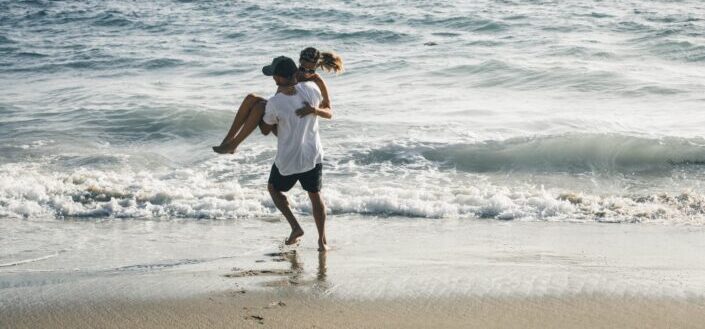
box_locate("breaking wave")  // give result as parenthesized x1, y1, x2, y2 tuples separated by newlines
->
(1, 159, 704, 224)
(356, 134, 705, 174)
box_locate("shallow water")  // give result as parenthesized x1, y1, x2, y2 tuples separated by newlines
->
(1, 217, 704, 301)
(1, 0, 705, 223)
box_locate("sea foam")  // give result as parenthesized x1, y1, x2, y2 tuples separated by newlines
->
(1, 160, 704, 224)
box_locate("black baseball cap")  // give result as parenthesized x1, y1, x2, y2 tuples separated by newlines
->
(262, 56, 297, 78)
(299, 47, 320, 63)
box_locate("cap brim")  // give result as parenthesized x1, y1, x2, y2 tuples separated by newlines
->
(262, 65, 274, 76)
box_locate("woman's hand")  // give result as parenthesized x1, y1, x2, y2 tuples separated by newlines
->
(296, 102, 316, 117)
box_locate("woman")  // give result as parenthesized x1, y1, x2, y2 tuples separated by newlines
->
(213, 47, 344, 154)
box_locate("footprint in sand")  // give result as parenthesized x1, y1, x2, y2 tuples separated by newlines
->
(223, 269, 295, 278)
(244, 315, 264, 325)
(265, 301, 286, 308)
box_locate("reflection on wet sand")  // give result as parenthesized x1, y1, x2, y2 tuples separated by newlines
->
(317, 251, 327, 282)
(224, 250, 330, 294)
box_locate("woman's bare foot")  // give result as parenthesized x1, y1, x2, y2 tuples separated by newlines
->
(212, 145, 227, 154)
(285, 228, 304, 245)
(212, 143, 235, 154)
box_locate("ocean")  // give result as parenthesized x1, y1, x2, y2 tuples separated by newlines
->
(1, 0, 704, 225)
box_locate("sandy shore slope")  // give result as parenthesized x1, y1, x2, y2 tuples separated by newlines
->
(2, 218, 705, 328)
(3, 292, 704, 329)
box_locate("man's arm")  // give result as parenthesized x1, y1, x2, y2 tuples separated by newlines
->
(260, 101, 279, 135)
(295, 102, 332, 119)
(259, 121, 276, 135)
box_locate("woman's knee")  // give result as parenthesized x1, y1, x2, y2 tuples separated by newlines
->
(246, 93, 265, 103)
(254, 101, 266, 112)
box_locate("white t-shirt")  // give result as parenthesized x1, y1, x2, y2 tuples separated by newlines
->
(263, 81, 324, 176)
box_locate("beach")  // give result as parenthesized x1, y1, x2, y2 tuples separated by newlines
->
(3, 217, 705, 328)
(2, 1, 705, 328)
(5, 293, 705, 329)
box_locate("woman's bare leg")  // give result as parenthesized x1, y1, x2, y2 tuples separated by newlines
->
(222, 93, 265, 144)
(220, 100, 266, 153)
(213, 94, 265, 153)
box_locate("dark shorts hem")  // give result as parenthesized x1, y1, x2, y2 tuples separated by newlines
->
(268, 163, 322, 193)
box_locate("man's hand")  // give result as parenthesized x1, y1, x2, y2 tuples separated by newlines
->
(296, 102, 316, 117)
(259, 120, 275, 136)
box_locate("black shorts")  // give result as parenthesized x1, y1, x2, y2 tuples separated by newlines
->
(268, 163, 322, 193)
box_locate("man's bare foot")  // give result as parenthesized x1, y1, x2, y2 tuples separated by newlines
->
(318, 240, 330, 252)
(285, 228, 304, 245)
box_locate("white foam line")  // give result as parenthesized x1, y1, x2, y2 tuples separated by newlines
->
(0, 254, 57, 268)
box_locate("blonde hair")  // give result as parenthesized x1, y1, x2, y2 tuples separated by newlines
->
(318, 51, 344, 74)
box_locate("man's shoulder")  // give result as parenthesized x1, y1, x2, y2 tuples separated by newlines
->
(297, 81, 321, 93)
(267, 92, 285, 103)
(266, 93, 287, 109)
(297, 82, 322, 102)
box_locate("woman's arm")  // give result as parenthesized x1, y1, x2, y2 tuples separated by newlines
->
(310, 74, 331, 109)
(298, 72, 332, 108)
(296, 102, 332, 119)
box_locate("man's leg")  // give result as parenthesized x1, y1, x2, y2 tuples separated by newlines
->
(308, 191, 328, 252)
(268, 183, 304, 245)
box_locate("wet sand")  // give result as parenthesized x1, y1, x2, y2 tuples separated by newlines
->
(4, 292, 705, 329)
(2, 218, 705, 328)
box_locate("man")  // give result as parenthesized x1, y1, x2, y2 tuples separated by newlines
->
(259, 56, 333, 252)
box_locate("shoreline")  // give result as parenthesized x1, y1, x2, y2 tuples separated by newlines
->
(3, 218, 705, 328)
